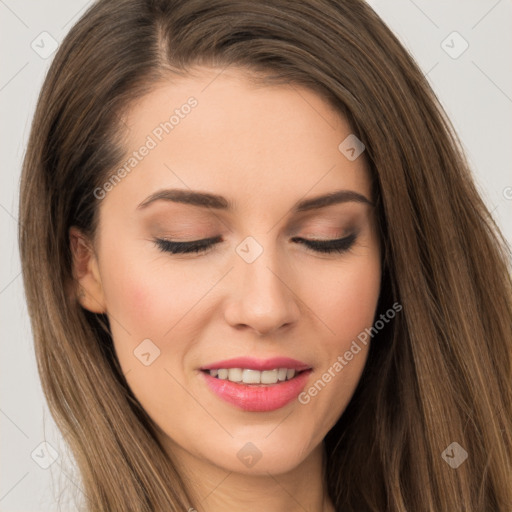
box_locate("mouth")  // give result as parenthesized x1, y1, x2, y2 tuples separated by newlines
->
(199, 357, 312, 412)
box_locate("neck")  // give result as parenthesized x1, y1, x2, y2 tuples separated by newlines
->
(165, 439, 335, 512)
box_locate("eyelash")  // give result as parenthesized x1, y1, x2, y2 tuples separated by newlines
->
(154, 233, 357, 255)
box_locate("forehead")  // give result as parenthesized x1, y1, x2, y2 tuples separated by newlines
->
(103, 67, 372, 215)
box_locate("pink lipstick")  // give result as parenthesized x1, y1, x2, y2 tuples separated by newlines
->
(200, 357, 312, 412)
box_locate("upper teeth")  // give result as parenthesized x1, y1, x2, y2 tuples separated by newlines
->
(208, 368, 297, 384)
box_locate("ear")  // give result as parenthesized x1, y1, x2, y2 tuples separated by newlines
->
(69, 226, 107, 313)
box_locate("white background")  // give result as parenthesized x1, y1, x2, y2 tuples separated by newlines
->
(1, 1, 511, 510)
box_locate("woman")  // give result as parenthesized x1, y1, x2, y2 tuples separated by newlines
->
(18, 0, 512, 510)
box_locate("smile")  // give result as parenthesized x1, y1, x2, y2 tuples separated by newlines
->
(200, 357, 312, 412)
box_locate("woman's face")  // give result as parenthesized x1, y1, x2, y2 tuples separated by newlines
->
(74, 67, 381, 477)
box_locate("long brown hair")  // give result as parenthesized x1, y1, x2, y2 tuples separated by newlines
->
(19, 0, 512, 510)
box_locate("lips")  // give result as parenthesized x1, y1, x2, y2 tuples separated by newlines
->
(200, 357, 312, 412)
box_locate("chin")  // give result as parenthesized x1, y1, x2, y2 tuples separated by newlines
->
(202, 435, 319, 476)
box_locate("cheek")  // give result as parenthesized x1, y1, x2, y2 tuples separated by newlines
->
(295, 253, 381, 420)
(103, 269, 169, 337)
(305, 255, 381, 346)
(99, 255, 199, 409)
(97, 245, 198, 378)
(291, 298, 378, 441)
(333, 267, 380, 335)
(99, 244, 199, 335)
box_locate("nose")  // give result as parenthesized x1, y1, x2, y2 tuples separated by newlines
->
(223, 241, 301, 337)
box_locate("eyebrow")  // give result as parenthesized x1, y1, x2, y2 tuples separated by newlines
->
(136, 188, 373, 213)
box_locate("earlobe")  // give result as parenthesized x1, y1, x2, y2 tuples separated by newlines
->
(69, 226, 107, 313)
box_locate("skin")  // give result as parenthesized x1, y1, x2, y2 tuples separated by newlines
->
(71, 67, 381, 512)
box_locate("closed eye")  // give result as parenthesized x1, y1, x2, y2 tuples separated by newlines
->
(154, 236, 223, 255)
(291, 233, 357, 253)
(154, 233, 357, 255)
